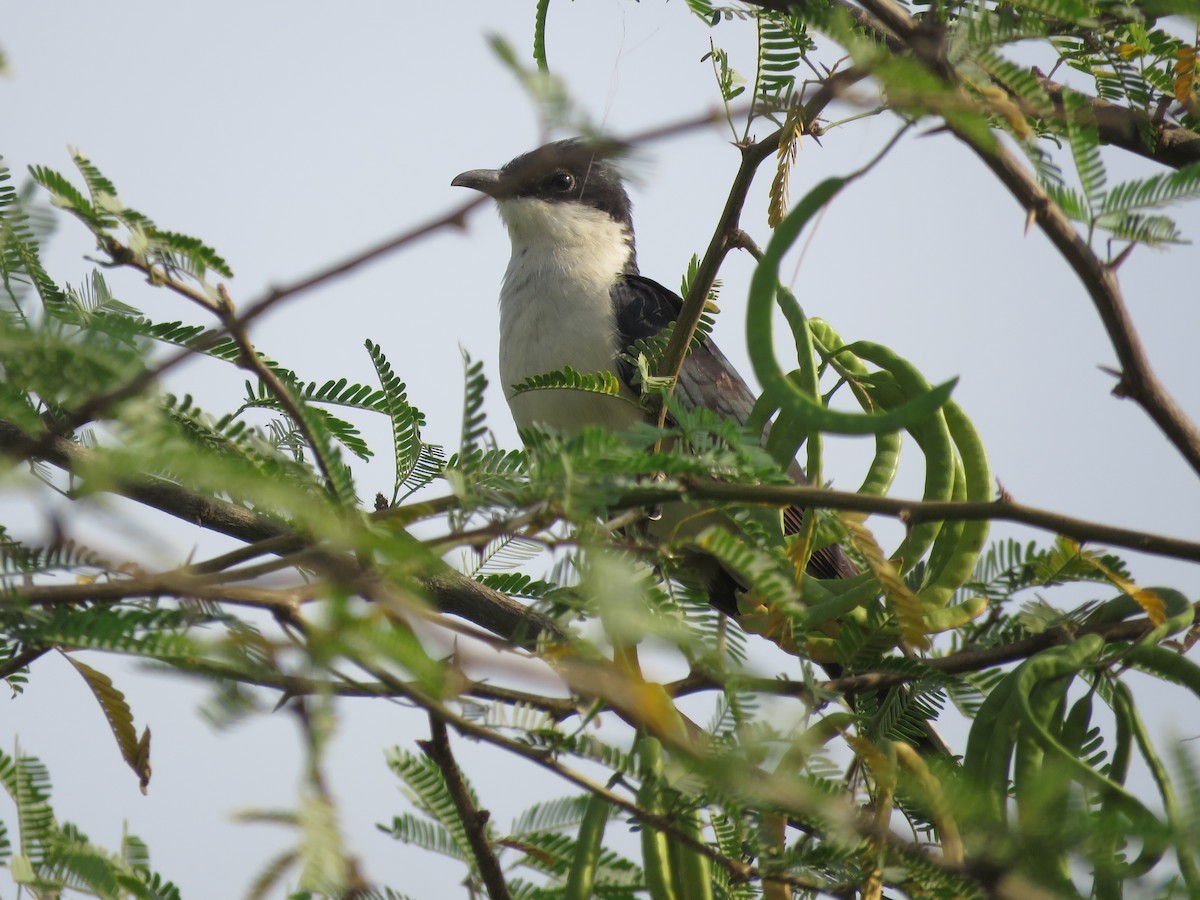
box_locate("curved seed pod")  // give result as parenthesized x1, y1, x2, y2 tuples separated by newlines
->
(808, 318, 904, 499)
(919, 400, 992, 608)
(845, 343, 955, 563)
(1113, 681, 1199, 887)
(1013, 637, 1168, 872)
(637, 738, 678, 900)
(963, 665, 1022, 830)
(922, 595, 989, 632)
(1087, 588, 1194, 640)
(746, 179, 956, 437)
(1125, 643, 1200, 699)
(920, 454, 967, 605)
(668, 807, 713, 900)
(1013, 672, 1075, 892)
(565, 792, 610, 900)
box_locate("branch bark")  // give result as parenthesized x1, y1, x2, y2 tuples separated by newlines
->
(961, 134, 1200, 477)
(0, 420, 566, 648)
(738, 0, 1200, 476)
(635, 477, 1200, 563)
(1038, 73, 1200, 170)
(420, 716, 512, 900)
(669, 602, 1194, 700)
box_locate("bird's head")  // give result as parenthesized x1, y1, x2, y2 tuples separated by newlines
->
(452, 138, 637, 270)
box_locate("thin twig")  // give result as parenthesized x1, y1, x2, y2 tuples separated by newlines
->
(639, 477, 1200, 564)
(667, 604, 1195, 700)
(1035, 73, 1200, 170)
(961, 133, 1200, 477)
(11, 576, 311, 612)
(0, 647, 49, 681)
(0, 419, 567, 648)
(655, 125, 782, 412)
(419, 715, 513, 900)
(655, 64, 868, 427)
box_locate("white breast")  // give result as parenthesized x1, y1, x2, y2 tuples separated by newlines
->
(495, 198, 645, 434)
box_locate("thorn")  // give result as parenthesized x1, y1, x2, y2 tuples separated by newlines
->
(217, 282, 236, 315)
(1099, 364, 1132, 398)
(995, 479, 1013, 504)
(1109, 242, 1136, 270)
(917, 124, 953, 138)
(1024, 206, 1036, 236)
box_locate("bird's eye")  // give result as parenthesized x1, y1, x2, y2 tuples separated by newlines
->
(548, 171, 576, 193)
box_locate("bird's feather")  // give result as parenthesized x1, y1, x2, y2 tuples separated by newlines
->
(611, 274, 857, 592)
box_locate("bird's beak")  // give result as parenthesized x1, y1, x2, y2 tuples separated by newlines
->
(451, 168, 506, 198)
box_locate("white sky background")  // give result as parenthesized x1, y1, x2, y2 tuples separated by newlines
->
(3, 2, 1200, 897)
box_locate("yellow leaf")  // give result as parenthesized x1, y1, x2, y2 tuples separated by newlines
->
(978, 84, 1032, 140)
(767, 109, 804, 229)
(843, 515, 930, 650)
(63, 653, 152, 791)
(736, 597, 800, 654)
(1176, 47, 1197, 106)
(1084, 553, 1166, 626)
(1116, 43, 1144, 59)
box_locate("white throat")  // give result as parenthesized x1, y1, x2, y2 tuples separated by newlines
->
(494, 197, 642, 434)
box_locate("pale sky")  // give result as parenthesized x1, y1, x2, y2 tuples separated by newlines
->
(3, 3, 1199, 897)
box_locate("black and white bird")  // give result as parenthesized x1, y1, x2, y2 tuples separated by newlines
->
(452, 138, 856, 613)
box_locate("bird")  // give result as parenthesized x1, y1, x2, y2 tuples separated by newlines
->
(451, 138, 857, 616)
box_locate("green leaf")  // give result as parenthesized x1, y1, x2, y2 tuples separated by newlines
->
(366, 339, 441, 504)
(383, 749, 478, 866)
(28, 165, 107, 229)
(459, 350, 489, 458)
(0, 749, 55, 862)
(1101, 163, 1200, 216)
(509, 365, 627, 401)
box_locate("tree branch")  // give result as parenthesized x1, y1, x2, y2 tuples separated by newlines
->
(634, 478, 1200, 563)
(959, 134, 1200, 477)
(1037, 72, 1200, 170)
(0, 647, 49, 681)
(0, 420, 566, 648)
(654, 64, 868, 427)
(727, 0, 1200, 477)
(668, 603, 1195, 700)
(419, 715, 512, 900)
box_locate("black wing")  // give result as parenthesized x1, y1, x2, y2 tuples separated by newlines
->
(612, 274, 759, 426)
(612, 274, 856, 583)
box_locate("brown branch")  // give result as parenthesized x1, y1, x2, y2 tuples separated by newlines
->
(746, 0, 1200, 472)
(632, 478, 1200, 563)
(0, 647, 49, 681)
(668, 604, 1195, 700)
(419, 715, 513, 900)
(959, 136, 1200, 477)
(217, 290, 342, 493)
(1037, 73, 1200, 170)
(655, 127, 781, 397)
(655, 65, 868, 426)
(0, 419, 566, 648)
(10, 577, 311, 612)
